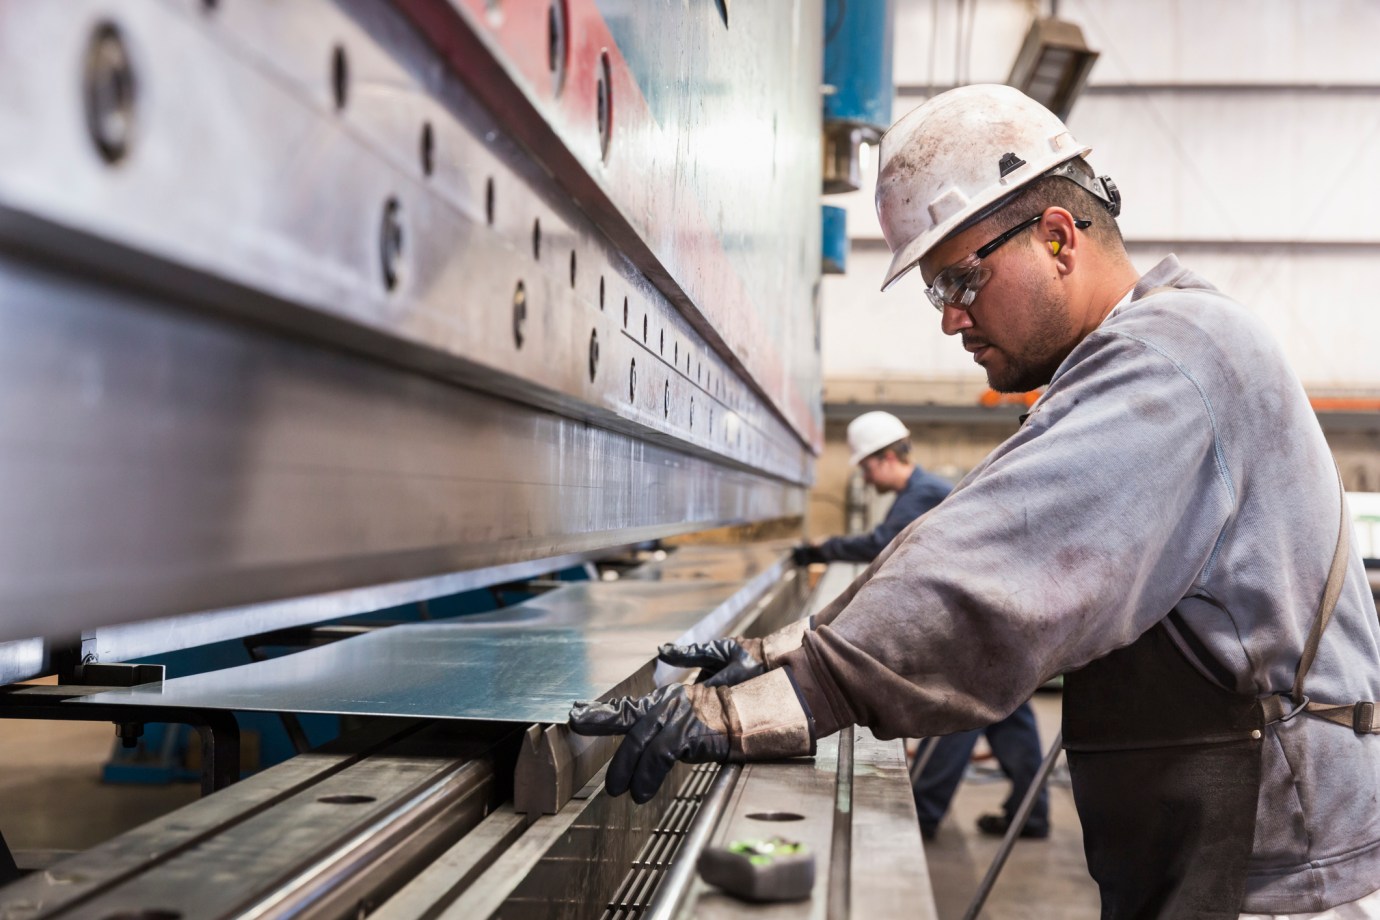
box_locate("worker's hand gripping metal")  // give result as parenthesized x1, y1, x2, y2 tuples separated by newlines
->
(658, 637, 767, 687)
(569, 669, 815, 803)
(658, 618, 814, 690)
(569, 684, 732, 803)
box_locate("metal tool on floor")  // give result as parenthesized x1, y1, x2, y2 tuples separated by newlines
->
(962, 730, 1065, 920)
(909, 734, 942, 786)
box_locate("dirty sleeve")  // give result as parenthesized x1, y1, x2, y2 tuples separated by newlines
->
(779, 331, 1235, 739)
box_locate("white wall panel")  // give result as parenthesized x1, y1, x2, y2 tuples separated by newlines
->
(1066, 0, 1380, 87)
(822, 247, 983, 380)
(834, 90, 1380, 245)
(823, 244, 1380, 394)
(822, 0, 1380, 393)
(890, 0, 1380, 89)
(1070, 92, 1380, 242)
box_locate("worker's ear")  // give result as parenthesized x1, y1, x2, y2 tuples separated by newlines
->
(1040, 208, 1078, 276)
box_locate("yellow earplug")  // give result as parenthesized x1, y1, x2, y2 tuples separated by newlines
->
(1049, 241, 1061, 256)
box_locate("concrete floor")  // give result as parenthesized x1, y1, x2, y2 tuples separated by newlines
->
(0, 691, 1099, 917)
(922, 691, 1100, 920)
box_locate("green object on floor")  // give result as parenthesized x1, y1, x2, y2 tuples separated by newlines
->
(697, 837, 815, 902)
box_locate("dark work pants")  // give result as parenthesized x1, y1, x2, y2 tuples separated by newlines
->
(912, 700, 1049, 835)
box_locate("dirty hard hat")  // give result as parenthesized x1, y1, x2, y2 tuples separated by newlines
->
(875, 83, 1118, 292)
(847, 411, 910, 466)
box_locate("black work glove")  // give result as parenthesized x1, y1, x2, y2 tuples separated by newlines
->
(657, 637, 766, 687)
(570, 669, 815, 804)
(792, 543, 827, 566)
(570, 684, 730, 803)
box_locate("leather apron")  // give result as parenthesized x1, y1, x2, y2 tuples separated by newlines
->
(1061, 469, 1356, 919)
(1063, 617, 1263, 919)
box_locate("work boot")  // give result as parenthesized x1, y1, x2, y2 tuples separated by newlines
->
(975, 813, 1049, 840)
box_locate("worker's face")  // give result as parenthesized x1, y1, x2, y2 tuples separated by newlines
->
(859, 453, 899, 493)
(920, 218, 1076, 393)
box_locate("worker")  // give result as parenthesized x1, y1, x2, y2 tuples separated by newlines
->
(570, 84, 1380, 917)
(793, 409, 1050, 842)
(791, 410, 951, 565)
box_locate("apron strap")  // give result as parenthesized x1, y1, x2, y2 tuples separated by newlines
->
(1292, 463, 1351, 705)
(1260, 466, 1380, 734)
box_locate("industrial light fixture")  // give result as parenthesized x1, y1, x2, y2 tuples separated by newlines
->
(1006, 17, 1099, 120)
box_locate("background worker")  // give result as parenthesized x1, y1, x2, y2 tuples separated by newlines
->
(792, 410, 950, 565)
(571, 84, 1380, 917)
(793, 410, 1049, 841)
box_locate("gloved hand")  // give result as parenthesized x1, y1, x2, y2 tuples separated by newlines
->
(570, 669, 815, 804)
(659, 618, 813, 689)
(657, 637, 766, 687)
(792, 543, 827, 566)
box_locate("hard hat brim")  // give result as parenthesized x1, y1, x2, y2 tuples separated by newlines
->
(877, 141, 1093, 294)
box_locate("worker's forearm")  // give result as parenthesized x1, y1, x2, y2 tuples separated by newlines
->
(778, 333, 1233, 741)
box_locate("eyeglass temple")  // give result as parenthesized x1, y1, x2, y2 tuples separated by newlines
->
(974, 215, 1093, 260)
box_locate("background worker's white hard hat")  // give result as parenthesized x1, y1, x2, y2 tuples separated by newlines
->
(847, 411, 911, 466)
(874, 84, 1090, 292)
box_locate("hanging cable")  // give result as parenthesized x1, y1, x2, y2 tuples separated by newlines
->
(965, 0, 981, 85)
(927, 0, 940, 99)
(953, 0, 966, 88)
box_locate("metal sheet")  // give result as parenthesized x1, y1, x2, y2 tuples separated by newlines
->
(74, 564, 785, 723)
(81, 546, 635, 666)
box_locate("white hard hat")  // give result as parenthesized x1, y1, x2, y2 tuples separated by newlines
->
(875, 84, 1116, 292)
(847, 411, 910, 466)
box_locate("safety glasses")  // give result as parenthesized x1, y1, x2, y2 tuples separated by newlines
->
(925, 214, 1091, 312)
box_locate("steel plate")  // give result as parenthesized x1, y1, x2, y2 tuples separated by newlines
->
(74, 564, 783, 723)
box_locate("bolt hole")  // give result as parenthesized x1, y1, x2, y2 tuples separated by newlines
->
(532, 218, 541, 260)
(659, 329, 664, 355)
(420, 121, 435, 177)
(595, 50, 613, 161)
(642, 314, 648, 343)
(674, 341, 678, 365)
(599, 276, 606, 310)
(623, 296, 629, 327)
(84, 23, 136, 165)
(100, 911, 182, 920)
(589, 329, 599, 382)
(485, 178, 495, 226)
(547, 0, 568, 94)
(319, 794, 377, 805)
(629, 358, 637, 401)
(379, 197, 404, 293)
(569, 249, 577, 288)
(746, 811, 804, 821)
(332, 45, 349, 110)
(664, 380, 670, 417)
(513, 281, 527, 349)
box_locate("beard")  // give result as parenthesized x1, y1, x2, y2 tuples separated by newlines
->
(984, 288, 1076, 393)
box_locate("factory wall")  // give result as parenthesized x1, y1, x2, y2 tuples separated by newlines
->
(809, 0, 1380, 536)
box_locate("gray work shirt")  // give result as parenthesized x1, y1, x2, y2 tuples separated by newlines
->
(781, 256, 1380, 913)
(816, 467, 951, 563)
